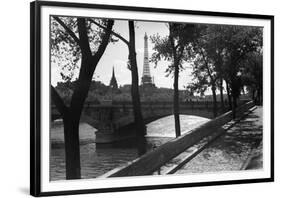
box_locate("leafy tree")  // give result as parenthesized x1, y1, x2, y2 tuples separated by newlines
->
(188, 25, 230, 116)
(186, 24, 262, 117)
(190, 25, 222, 117)
(151, 23, 201, 137)
(222, 25, 262, 117)
(188, 53, 219, 116)
(241, 50, 263, 104)
(201, 25, 228, 110)
(51, 16, 114, 179)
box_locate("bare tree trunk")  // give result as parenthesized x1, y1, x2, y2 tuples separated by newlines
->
(211, 85, 218, 117)
(52, 86, 82, 180)
(51, 86, 81, 179)
(252, 89, 256, 102)
(174, 63, 181, 137)
(128, 21, 146, 155)
(219, 78, 225, 111)
(258, 88, 262, 105)
(232, 95, 237, 119)
(226, 81, 232, 110)
(230, 77, 240, 119)
(63, 115, 81, 179)
(168, 24, 181, 138)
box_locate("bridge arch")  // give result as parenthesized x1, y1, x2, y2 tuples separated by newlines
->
(145, 114, 211, 138)
(51, 101, 228, 143)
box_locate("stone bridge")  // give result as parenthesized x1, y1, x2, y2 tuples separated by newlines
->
(52, 100, 234, 143)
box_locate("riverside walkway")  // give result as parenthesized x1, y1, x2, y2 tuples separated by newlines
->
(155, 106, 263, 175)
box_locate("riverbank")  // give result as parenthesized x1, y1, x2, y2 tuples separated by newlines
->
(50, 115, 210, 147)
(174, 106, 263, 174)
(50, 115, 210, 180)
(51, 121, 97, 148)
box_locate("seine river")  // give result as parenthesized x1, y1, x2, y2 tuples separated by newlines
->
(50, 115, 209, 181)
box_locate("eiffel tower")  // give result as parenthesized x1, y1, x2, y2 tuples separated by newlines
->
(141, 33, 154, 86)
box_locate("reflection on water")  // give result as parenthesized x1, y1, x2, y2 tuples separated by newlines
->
(51, 143, 138, 180)
(50, 115, 209, 181)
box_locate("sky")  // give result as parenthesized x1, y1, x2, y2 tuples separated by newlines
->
(51, 19, 193, 90)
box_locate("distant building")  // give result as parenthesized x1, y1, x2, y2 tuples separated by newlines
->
(120, 84, 131, 91)
(109, 66, 118, 90)
(141, 33, 155, 87)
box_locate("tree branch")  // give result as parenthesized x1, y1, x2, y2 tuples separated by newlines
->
(88, 19, 129, 46)
(175, 43, 180, 49)
(169, 25, 178, 66)
(232, 48, 252, 66)
(53, 16, 81, 47)
(77, 18, 92, 55)
(91, 20, 114, 66)
(51, 85, 69, 117)
(199, 48, 215, 83)
(178, 45, 185, 60)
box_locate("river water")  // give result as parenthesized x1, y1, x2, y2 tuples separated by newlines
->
(50, 115, 209, 181)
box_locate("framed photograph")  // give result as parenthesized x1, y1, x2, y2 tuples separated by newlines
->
(30, 0, 274, 196)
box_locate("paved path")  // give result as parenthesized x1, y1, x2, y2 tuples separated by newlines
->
(173, 106, 263, 174)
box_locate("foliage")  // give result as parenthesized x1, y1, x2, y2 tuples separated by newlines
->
(187, 24, 263, 99)
(240, 50, 263, 103)
(51, 17, 116, 88)
(150, 23, 201, 76)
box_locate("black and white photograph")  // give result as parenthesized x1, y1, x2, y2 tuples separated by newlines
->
(30, 1, 274, 196)
(50, 16, 264, 180)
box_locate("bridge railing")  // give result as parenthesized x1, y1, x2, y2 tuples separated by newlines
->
(51, 99, 249, 108)
(98, 101, 255, 178)
(51, 99, 250, 121)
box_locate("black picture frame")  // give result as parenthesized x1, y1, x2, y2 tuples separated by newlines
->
(30, 0, 274, 196)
